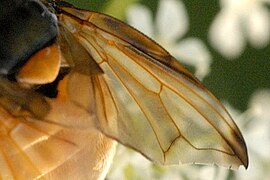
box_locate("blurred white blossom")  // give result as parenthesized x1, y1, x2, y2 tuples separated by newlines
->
(126, 0, 212, 79)
(236, 89, 270, 180)
(107, 146, 153, 180)
(209, 0, 270, 59)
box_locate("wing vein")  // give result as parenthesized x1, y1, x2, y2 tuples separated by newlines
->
(97, 76, 120, 114)
(93, 76, 109, 124)
(105, 55, 166, 154)
(3, 135, 41, 177)
(0, 147, 16, 179)
(115, 44, 234, 130)
(87, 36, 235, 155)
(113, 44, 237, 154)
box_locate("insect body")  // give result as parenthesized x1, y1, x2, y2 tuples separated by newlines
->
(0, 0, 57, 75)
(0, 0, 248, 179)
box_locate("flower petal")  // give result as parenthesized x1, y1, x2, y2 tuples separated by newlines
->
(156, 0, 188, 42)
(172, 38, 212, 79)
(126, 4, 154, 37)
(237, 154, 267, 180)
(249, 89, 270, 122)
(199, 167, 216, 180)
(247, 120, 270, 159)
(245, 5, 270, 48)
(209, 10, 245, 59)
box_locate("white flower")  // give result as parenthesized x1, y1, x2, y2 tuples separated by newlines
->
(235, 89, 270, 179)
(107, 145, 153, 180)
(209, 0, 270, 59)
(247, 89, 270, 160)
(126, 0, 212, 80)
(249, 89, 270, 122)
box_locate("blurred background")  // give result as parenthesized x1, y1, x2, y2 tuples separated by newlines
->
(65, 0, 270, 179)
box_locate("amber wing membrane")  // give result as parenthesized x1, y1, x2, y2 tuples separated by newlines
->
(0, 74, 116, 179)
(59, 7, 248, 169)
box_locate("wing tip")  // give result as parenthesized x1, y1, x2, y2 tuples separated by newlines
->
(231, 129, 249, 169)
(239, 148, 249, 169)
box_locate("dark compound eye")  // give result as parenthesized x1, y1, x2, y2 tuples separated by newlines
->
(0, 0, 24, 20)
(0, 0, 58, 75)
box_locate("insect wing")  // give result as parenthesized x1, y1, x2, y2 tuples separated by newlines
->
(0, 74, 116, 179)
(59, 7, 248, 169)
